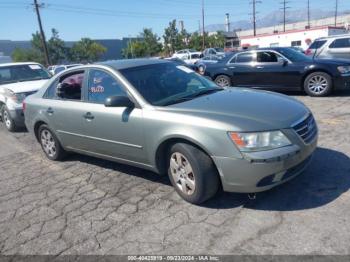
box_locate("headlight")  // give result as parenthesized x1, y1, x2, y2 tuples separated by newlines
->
(229, 131, 291, 152)
(337, 66, 350, 74)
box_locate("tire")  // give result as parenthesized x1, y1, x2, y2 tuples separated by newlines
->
(38, 124, 66, 161)
(304, 72, 332, 97)
(1, 106, 16, 132)
(215, 75, 231, 87)
(167, 143, 220, 204)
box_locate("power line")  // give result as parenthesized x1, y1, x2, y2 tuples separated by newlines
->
(32, 0, 50, 65)
(280, 0, 290, 32)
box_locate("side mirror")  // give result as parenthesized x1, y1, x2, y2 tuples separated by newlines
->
(105, 95, 134, 108)
(278, 58, 288, 66)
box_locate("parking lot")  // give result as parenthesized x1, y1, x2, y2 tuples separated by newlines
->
(0, 91, 349, 255)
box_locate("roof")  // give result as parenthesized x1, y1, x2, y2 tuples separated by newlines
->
(315, 33, 350, 40)
(98, 59, 169, 70)
(0, 62, 41, 67)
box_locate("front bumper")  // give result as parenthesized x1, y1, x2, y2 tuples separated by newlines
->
(333, 74, 350, 90)
(213, 134, 317, 193)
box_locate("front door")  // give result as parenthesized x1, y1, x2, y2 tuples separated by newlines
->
(82, 68, 146, 164)
(228, 51, 259, 87)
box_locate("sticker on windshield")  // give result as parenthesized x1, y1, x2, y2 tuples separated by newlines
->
(176, 65, 194, 74)
(28, 64, 41, 70)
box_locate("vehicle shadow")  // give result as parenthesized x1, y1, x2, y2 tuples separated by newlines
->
(67, 146, 350, 211)
(204, 147, 350, 211)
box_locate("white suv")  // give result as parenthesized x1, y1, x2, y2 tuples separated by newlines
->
(306, 34, 350, 60)
(0, 62, 50, 131)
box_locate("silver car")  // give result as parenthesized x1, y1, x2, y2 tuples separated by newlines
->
(306, 34, 350, 59)
(24, 59, 318, 204)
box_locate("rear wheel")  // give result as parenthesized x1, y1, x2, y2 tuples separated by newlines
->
(215, 75, 231, 87)
(304, 72, 332, 97)
(167, 143, 220, 204)
(1, 106, 16, 132)
(38, 124, 66, 161)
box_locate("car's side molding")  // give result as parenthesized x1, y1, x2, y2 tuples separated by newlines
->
(57, 130, 143, 149)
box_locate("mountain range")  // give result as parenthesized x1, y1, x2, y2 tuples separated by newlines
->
(204, 8, 350, 32)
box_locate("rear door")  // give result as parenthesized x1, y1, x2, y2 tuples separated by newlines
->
(228, 51, 258, 87)
(42, 70, 90, 150)
(81, 68, 146, 163)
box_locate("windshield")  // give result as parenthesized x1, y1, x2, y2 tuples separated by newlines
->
(214, 48, 224, 52)
(0, 64, 51, 85)
(120, 63, 222, 106)
(276, 48, 311, 62)
(309, 40, 327, 49)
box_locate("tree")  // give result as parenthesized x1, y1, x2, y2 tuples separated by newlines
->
(47, 29, 67, 64)
(141, 28, 162, 57)
(207, 31, 226, 48)
(12, 48, 42, 63)
(69, 38, 106, 63)
(188, 32, 204, 51)
(122, 40, 148, 58)
(163, 20, 185, 55)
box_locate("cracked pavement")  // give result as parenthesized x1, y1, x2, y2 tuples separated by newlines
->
(0, 92, 350, 255)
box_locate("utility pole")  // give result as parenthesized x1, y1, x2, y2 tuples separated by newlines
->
(307, 0, 310, 28)
(335, 0, 338, 26)
(280, 0, 290, 32)
(250, 0, 261, 36)
(201, 0, 205, 50)
(33, 0, 50, 65)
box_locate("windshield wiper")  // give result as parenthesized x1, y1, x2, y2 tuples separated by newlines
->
(160, 88, 223, 106)
(187, 88, 223, 99)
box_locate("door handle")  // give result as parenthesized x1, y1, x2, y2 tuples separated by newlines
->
(46, 107, 54, 115)
(83, 112, 95, 120)
(256, 66, 264, 69)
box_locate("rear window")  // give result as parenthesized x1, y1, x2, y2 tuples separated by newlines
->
(329, 38, 350, 48)
(309, 40, 327, 49)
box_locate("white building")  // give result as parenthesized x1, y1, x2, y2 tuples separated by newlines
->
(235, 13, 350, 50)
(239, 26, 348, 50)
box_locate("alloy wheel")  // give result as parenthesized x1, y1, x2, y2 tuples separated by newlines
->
(215, 77, 230, 87)
(40, 129, 57, 158)
(307, 75, 328, 94)
(3, 110, 12, 129)
(170, 152, 196, 195)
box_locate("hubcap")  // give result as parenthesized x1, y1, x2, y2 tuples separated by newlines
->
(3, 111, 11, 129)
(170, 152, 195, 195)
(308, 75, 328, 94)
(216, 77, 230, 87)
(40, 129, 56, 157)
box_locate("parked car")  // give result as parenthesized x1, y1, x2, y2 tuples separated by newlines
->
(305, 34, 350, 59)
(204, 47, 350, 96)
(0, 62, 51, 131)
(203, 48, 225, 57)
(172, 49, 203, 64)
(24, 59, 317, 204)
(195, 54, 229, 74)
(164, 57, 198, 71)
(53, 64, 82, 75)
(47, 65, 59, 75)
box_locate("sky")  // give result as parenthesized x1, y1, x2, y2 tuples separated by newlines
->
(0, 0, 349, 41)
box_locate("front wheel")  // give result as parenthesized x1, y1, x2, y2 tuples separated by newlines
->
(168, 143, 220, 204)
(1, 106, 16, 132)
(215, 75, 231, 87)
(304, 72, 332, 97)
(38, 124, 66, 161)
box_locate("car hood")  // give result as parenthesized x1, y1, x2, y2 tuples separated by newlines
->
(0, 79, 48, 93)
(162, 88, 310, 131)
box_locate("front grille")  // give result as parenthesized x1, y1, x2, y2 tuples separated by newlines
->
(292, 114, 317, 144)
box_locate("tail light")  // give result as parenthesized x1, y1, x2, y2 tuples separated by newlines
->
(22, 101, 26, 112)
